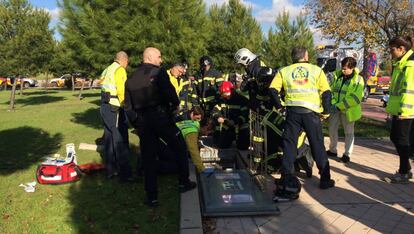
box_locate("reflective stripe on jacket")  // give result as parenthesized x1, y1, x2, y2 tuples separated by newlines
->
(176, 120, 200, 138)
(101, 62, 125, 107)
(270, 62, 330, 113)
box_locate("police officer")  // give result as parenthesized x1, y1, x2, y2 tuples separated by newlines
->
(124, 47, 196, 207)
(327, 57, 364, 163)
(212, 81, 250, 150)
(100, 51, 132, 181)
(196, 56, 223, 117)
(269, 47, 335, 198)
(385, 36, 414, 184)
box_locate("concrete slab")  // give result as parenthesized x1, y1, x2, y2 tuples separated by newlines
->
(78, 142, 103, 152)
(180, 163, 203, 234)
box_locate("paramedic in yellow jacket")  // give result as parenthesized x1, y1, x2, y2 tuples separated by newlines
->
(385, 36, 414, 184)
(269, 47, 335, 200)
(326, 57, 364, 163)
(100, 51, 132, 182)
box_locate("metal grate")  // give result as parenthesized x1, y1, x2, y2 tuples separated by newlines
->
(249, 110, 268, 176)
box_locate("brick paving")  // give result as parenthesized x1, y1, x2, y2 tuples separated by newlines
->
(209, 138, 414, 234)
(203, 97, 414, 233)
(361, 96, 388, 122)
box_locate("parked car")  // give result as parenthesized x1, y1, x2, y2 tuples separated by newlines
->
(0, 77, 6, 89)
(6, 76, 37, 88)
(50, 72, 90, 88)
(49, 74, 71, 87)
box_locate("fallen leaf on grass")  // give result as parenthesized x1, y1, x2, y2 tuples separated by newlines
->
(3, 214, 10, 220)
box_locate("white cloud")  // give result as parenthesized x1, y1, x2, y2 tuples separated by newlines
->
(255, 0, 305, 24)
(44, 8, 61, 21)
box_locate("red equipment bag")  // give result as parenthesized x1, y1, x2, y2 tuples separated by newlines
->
(36, 162, 81, 184)
(36, 143, 81, 184)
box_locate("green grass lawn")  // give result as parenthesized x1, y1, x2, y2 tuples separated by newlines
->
(0, 89, 179, 233)
(323, 117, 390, 138)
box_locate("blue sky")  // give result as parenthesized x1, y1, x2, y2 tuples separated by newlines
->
(29, 0, 330, 44)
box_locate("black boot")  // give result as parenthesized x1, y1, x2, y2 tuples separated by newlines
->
(319, 161, 335, 189)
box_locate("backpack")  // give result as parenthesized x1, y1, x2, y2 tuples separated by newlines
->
(36, 143, 81, 184)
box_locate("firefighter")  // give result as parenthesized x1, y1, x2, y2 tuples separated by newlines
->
(234, 48, 279, 158)
(385, 36, 414, 184)
(166, 61, 200, 121)
(234, 48, 276, 112)
(212, 81, 250, 150)
(327, 57, 364, 163)
(196, 56, 223, 118)
(100, 51, 133, 181)
(167, 63, 186, 97)
(269, 47, 335, 199)
(177, 60, 200, 121)
(124, 47, 196, 207)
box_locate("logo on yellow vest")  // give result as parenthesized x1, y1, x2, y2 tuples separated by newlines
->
(291, 66, 309, 85)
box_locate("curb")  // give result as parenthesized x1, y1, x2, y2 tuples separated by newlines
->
(180, 163, 203, 234)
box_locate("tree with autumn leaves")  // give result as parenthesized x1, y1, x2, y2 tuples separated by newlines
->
(307, 0, 414, 50)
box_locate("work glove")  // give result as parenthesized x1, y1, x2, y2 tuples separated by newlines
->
(320, 113, 330, 121)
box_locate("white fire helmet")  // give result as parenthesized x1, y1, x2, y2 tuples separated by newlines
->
(234, 48, 257, 66)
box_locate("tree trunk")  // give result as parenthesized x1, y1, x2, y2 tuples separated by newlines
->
(361, 35, 369, 82)
(44, 72, 49, 91)
(19, 76, 23, 96)
(71, 75, 75, 92)
(78, 80, 85, 100)
(9, 78, 17, 110)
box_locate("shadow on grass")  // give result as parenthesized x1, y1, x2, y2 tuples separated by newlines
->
(11, 95, 66, 107)
(74, 92, 101, 98)
(0, 126, 62, 175)
(23, 90, 59, 96)
(89, 99, 101, 106)
(71, 108, 102, 129)
(354, 118, 390, 138)
(68, 144, 179, 233)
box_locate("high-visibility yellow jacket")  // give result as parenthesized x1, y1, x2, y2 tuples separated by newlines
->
(168, 70, 200, 119)
(270, 62, 330, 113)
(331, 69, 364, 122)
(386, 49, 414, 117)
(176, 120, 200, 138)
(101, 62, 127, 107)
(168, 69, 183, 97)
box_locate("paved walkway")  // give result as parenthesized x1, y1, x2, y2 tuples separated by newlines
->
(209, 138, 414, 234)
(362, 96, 388, 122)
